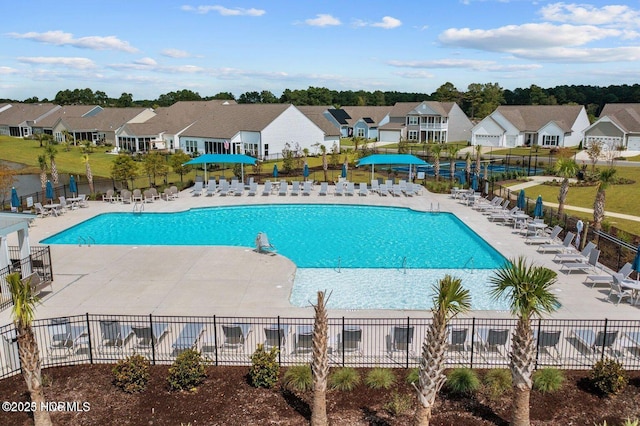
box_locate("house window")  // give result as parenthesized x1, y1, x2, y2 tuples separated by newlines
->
(542, 135, 559, 146)
(356, 128, 365, 138)
(408, 116, 418, 125)
(184, 140, 198, 154)
(264, 144, 269, 158)
(408, 130, 418, 140)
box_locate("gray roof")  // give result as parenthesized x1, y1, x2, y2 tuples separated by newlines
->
(388, 101, 455, 118)
(182, 104, 292, 138)
(296, 105, 340, 136)
(0, 103, 59, 126)
(495, 105, 583, 133)
(33, 105, 101, 128)
(598, 103, 640, 133)
(340, 106, 392, 126)
(60, 107, 149, 131)
(125, 100, 236, 136)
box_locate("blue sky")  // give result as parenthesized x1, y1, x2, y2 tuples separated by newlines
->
(2, 0, 640, 101)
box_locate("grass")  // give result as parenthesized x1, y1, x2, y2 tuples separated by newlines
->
(490, 146, 580, 156)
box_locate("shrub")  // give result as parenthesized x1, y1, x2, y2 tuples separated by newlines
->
(167, 349, 207, 391)
(483, 369, 511, 399)
(249, 344, 280, 388)
(591, 358, 628, 397)
(532, 368, 564, 393)
(384, 392, 413, 417)
(283, 365, 313, 392)
(446, 368, 480, 395)
(365, 368, 396, 390)
(330, 367, 360, 391)
(112, 354, 150, 393)
(406, 368, 419, 385)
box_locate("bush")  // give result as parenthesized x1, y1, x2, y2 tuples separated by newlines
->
(384, 392, 413, 417)
(406, 368, 419, 385)
(532, 368, 564, 393)
(249, 344, 280, 388)
(167, 349, 207, 391)
(283, 365, 313, 392)
(591, 358, 628, 397)
(330, 367, 360, 391)
(365, 368, 396, 390)
(112, 354, 150, 393)
(446, 368, 480, 395)
(483, 369, 511, 399)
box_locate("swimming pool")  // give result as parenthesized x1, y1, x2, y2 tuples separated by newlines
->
(42, 204, 508, 309)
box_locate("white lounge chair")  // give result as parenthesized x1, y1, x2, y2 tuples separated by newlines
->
(302, 181, 312, 196)
(345, 182, 355, 196)
(585, 263, 633, 288)
(553, 242, 596, 263)
(358, 183, 368, 196)
(262, 181, 272, 196)
(290, 181, 300, 196)
(190, 181, 203, 196)
(149, 188, 161, 201)
(132, 189, 143, 202)
(121, 190, 132, 204)
(560, 249, 600, 274)
(47, 317, 88, 359)
(131, 323, 169, 353)
(256, 232, 276, 253)
(334, 182, 344, 196)
(538, 232, 575, 253)
(278, 182, 288, 196)
(98, 320, 133, 354)
(143, 189, 154, 203)
(573, 329, 619, 357)
(221, 324, 252, 353)
(233, 181, 244, 196)
(609, 274, 637, 305)
(525, 225, 562, 245)
(370, 180, 380, 194)
(378, 184, 389, 196)
(247, 182, 258, 196)
(318, 182, 328, 196)
(172, 322, 206, 354)
(206, 179, 217, 196)
(34, 202, 51, 218)
(218, 180, 230, 196)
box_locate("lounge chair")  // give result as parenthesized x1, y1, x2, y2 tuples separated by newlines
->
(1, 330, 19, 371)
(389, 325, 414, 356)
(447, 328, 470, 358)
(131, 323, 169, 353)
(247, 182, 258, 196)
(278, 182, 288, 196)
(48, 317, 88, 358)
(290, 181, 300, 196)
(585, 263, 632, 288)
(336, 326, 362, 355)
(334, 182, 344, 196)
(149, 188, 161, 201)
(221, 324, 252, 352)
(121, 190, 132, 204)
(76, 194, 88, 207)
(573, 329, 619, 358)
(264, 325, 288, 351)
(488, 206, 519, 222)
(206, 179, 217, 196)
(553, 242, 596, 263)
(21, 271, 51, 296)
(538, 232, 575, 253)
(233, 181, 244, 196)
(390, 184, 403, 197)
(475, 328, 509, 361)
(58, 196, 69, 213)
(218, 180, 230, 196)
(294, 325, 313, 354)
(378, 184, 389, 196)
(536, 330, 562, 361)
(370, 180, 380, 194)
(255, 232, 276, 253)
(525, 225, 562, 245)
(132, 189, 143, 202)
(560, 249, 600, 274)
(358, 183, 368, 196)
(162, 188, 174, 201)
(302, 181, 312, 196)
(34, 202, 50, 218)
(143, 189, 154, 203)
(230, 179, 240, 194)
(98, 320, 133, 354)
(608, 274, 636, 305)
(244, 177, 255, 190)
(261, 181, 272, 196)
(172, 322, 206, 353)
(191, 181, 204, 196)
(473, 196, 502, 211)
(345, 182, 355, 196)
(318, 182, 328, 196)
(169, 186, 179, 198)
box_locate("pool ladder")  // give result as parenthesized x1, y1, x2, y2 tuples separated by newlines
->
(463, 256, 474, 271)
(400, 256, 407, 274)
(336, 257, 341, 273)
(133, 201, 144, 213)
(77, 236, 95, 247)
(430, 202, 440, 212)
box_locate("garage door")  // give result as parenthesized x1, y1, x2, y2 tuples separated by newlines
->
(474, 134, 501, 147)
(627, 136, 640, 151)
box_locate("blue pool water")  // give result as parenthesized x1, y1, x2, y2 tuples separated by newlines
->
(42, 204, 505, 270)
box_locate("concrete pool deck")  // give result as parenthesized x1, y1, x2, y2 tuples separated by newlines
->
(2, 183, 638, 323)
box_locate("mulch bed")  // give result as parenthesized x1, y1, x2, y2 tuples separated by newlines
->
(1, 365, 639, 425)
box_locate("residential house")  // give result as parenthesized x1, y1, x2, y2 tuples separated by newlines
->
(0, 103, 60, 137)
(31, 105, 103, 141)
(471, 105, 589, 148)
(326, 106, 392, 140)
(52, 107, 155, 146)
(583, 103, 640, 151)
(295, 105, 341, 152)
(116, 100, 236, 153)
(378, 101, 472, 144)
(179, 104, 327, 160)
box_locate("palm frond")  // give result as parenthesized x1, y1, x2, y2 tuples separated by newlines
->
(431, 274, 472, 319)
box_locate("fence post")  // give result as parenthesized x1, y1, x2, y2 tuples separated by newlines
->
(277, 316, 282, 366)
(534, 319, 542, 369)
(213, 315, 218, 366)
(85, 313, 93, 364)
(405, 317, 410, 369)
(341, 317, 345, 367)
(149, 314, 156, 365)
(470, 317, 476, 369)
(601, 318, 608, 362)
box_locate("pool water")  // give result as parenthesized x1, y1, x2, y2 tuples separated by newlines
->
(42, 204, 508, 310)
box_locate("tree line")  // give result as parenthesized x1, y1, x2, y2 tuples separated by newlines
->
(5, 82, 640, 121)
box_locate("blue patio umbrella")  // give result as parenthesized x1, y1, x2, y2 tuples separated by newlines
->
(69, 175, 77, 196)
(471, 174, 478, 191)
(303, 163, 309, 180)
(632, 245, 640, 281)
(45, 180, 54, 202)
(10, 187, 19, 210)
(534, 195, 543, 218)
(341, 162, 347, 179)
(458, 171, 466, 186)
(517, 190, 526, 210)
(273, 164, 278, 178)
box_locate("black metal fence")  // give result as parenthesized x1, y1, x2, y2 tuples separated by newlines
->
(2, 314, 640, 380)
(0, 246, 53, 311)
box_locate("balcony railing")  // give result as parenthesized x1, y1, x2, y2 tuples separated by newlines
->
(0, 246, 53, 311)
(419, 123, 448, 131)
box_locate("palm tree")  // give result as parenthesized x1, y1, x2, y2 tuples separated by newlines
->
(320, 145, 328, 182)
(555, 157, 579, 218)
(593, 168, 616, 231)
(311, 291, 329, 426)
(489, 257, 559, 426)
(37, 154, 48, 200)
(83, 154, 94, 194)
(464, 152, 472, 187)
(7, 273, 53, 426)
(446, 145, 459, 183)
(45, 144, 59, 185)
(474, 144, 482, 179)
(431, 144, 442, 181)
(414, 275, 471, 425)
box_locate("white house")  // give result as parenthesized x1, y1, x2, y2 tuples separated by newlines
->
(471, 105, 589, 148)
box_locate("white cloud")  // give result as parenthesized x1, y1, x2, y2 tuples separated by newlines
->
(161, 48, 191, 58)
(393, 70, 435, 79)
(540, 3, 640, 28)
(0, 66, 18, 75)
(388, 58, 542, 72)
(181, 5, 265, 16)
(507, 45, 640, 63)
(305, 14, 341, 27)
(371, 16, 402, 29)
(17, 57, 96, 69)
(8, 30, 138, 53)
